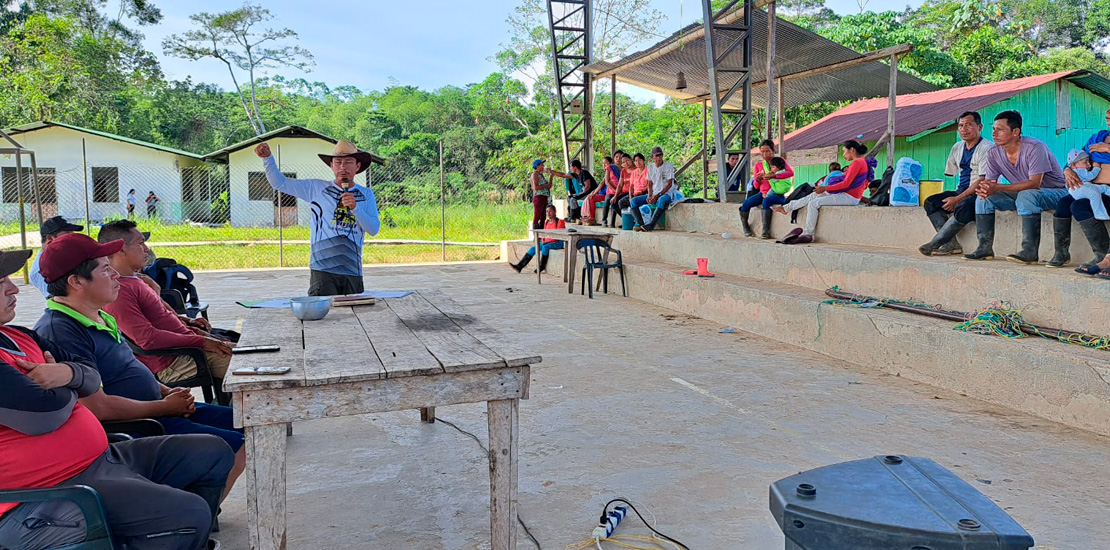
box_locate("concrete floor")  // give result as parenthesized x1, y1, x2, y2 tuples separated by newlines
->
(11, 262, 1110, 549)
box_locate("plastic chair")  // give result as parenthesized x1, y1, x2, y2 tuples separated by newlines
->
(0, 486, 116, 549)
(124, 336, 229, 406)
(577, 238, 626, 299)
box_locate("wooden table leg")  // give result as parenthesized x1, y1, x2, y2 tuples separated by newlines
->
(420, 406, 436, 423)
(561, 237, 571, 283)
(246, 423, 288, 550)
(566, 237, 578, 294)
(534, 232, 542, 285)
(487, 399, 519, 550)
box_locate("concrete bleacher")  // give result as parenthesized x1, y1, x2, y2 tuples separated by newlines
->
(505, 202, 1110, 436)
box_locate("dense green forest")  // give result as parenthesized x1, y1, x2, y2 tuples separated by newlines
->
(1, 0, 1108, 200)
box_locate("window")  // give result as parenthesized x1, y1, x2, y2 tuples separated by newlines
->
(2, 167, 55, 204)
(92, 167, 119, 203)
(248, 171, 297, 206)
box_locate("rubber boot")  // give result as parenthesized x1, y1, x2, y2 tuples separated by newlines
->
(534, 253, 549, 274)
(739, 208, 754, 237)
(1045, 217, 1072, 268)
(963, 214, 995, 260)
(1006, 214, 1041, 265)
(926, 211, 948, 232)
(760, 209, 773, 239)
(919, 216, 965, 256)
(601, 201, 612, 227)
(1078, 217, 1110, 263)
(510, 252, 533, 273)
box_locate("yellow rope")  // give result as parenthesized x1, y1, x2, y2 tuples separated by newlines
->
(565, 535, 686, 550)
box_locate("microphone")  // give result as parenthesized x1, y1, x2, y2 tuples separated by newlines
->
(339, 177, 352, 189)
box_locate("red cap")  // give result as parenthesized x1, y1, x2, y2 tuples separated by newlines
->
(40, 233, 124, 284)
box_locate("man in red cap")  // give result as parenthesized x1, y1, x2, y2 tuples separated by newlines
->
(33, 233, 246, 502)
(0, 247, 231, 550)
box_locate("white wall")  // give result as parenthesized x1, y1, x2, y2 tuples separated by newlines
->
(0, 126, 205, 225)
(228, 137, 371, 227)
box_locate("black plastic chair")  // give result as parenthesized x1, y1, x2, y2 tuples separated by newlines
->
(101, 418, 166, 442)
(160, 288, 209, 320)
(124, 336, 229, 406)
(577, 238, 626, 299)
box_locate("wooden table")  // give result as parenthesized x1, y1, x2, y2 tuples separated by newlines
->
(532, 228, 614, 293)
(225, 289, 539, 550)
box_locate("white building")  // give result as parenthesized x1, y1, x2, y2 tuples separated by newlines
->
(0, 122, 385, 227)
(203, 126, 386, 227)
(0, 121, 207, 224)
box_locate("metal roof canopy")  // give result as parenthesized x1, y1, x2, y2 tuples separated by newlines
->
(584, 7, 938, 110)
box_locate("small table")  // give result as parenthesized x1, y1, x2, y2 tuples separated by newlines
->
(532, 228, 614, 293)
(225, 289, 539, 550)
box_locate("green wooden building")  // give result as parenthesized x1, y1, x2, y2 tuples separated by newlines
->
(779, 70, 1110, 191)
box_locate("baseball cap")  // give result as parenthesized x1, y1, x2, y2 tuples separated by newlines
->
(651, 146, 664, 156)
(39, 233, 124, 284)
(40, 216, 83, 238)
(0, 249, 32, 279)
(533, 159, 546, 169)
(1067, 149, 1090, 168)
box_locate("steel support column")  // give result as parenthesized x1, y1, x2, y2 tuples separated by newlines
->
(547, 0, 593, 171)
(701, 0, 753, 202)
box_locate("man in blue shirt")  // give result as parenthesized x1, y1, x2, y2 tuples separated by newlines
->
(919, 112, 993, 257)
(255, 140, 380, 296)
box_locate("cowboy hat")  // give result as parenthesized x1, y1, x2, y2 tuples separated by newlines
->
(318, 141, 374, 174)
(0, 249, 32, 280)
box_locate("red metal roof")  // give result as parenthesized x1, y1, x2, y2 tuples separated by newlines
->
(777, 71, 1078, 153)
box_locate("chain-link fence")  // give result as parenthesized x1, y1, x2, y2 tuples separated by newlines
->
(0, 144, 533, 272)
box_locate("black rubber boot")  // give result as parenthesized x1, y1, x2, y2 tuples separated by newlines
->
(510, 252, 533, 273)
(739, 208, 754, 237)
(760, 209, 773, 239)
(1078, 217, 1110, 263)
(963, 214, 995, 260)
(534, 253, 549, 273)
(601, 201, 612, 227)
(920, 216, 965, 256)
(926, 211, 948, 232)
(1045, 217, 1072, 268)
(1006, 214, 1042, 264)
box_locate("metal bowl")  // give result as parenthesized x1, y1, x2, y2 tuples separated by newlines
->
(290, 296, 332, 321)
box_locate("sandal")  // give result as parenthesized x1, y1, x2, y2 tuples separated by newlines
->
(1094, 269, 1110, 280)
(792, 234, 814, 244)
(777, 227, 803, 244)
(1075, 263, 1103, 275)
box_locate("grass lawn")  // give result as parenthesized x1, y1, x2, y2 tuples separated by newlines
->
(165, 243, 500, 270)
(0, 204, 531, 244)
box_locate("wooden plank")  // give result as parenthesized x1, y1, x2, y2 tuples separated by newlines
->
(487, 398, 519, 550)
(301, 306, 386, 386)
(385, 293, 505, 374)
(245, 423, 288, 550)
(418, 289, 542, 368)
(225, 309, 306, 392)
(237, 367, 528, 426)
(352, 300, 443, 378)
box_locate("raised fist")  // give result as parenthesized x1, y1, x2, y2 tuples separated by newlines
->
(255, 143, 272, 158)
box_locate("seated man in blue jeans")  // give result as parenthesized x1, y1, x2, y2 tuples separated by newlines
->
(32, 234, 246, 502)
(964, 110, 1068, 264)
(0, 248, 231, 550)
(631, 146, 677, 232)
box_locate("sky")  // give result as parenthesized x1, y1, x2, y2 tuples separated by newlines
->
(141, 0, 924, 100)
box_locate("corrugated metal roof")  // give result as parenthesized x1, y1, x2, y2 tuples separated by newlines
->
(203, 125, 386, 165)
(779, 71, 1110, 152)
(4, 121, 204, 159)
(585, 8, 938, 109)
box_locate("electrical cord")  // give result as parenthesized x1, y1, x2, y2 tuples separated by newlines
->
(437, 417, 543, 550)
(600, 499, 689, 550)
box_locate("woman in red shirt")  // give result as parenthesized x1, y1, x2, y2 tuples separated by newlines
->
(510, 204, 566, 273)
(771, 140, 874, 243)
(603, 155, 634, 227)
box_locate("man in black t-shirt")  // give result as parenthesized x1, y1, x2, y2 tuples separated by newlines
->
(548, 160, 598, 224)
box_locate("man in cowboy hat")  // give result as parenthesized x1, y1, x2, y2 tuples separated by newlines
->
(254, 140, 380, 296)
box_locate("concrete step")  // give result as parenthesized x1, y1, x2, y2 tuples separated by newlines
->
(500, 240, 1110, 436)
(661, 202, 1108, 265)
(506, 228, 1110, 338)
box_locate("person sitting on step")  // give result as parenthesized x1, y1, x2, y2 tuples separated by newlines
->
(1062, 107, 1110, 272)
(547, 159, 598, 224)
(510, 204, 565, 273)
(963, 110, 1068, 264)
(602, 155, 633, 227)
(771, 140, 875, 244)
(918, 111, 992, 256)
(617, 153, 650, 227)
(739, 156, 790, 239)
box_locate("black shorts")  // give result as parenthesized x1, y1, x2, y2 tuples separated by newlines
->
(308, 269, 365, 296)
